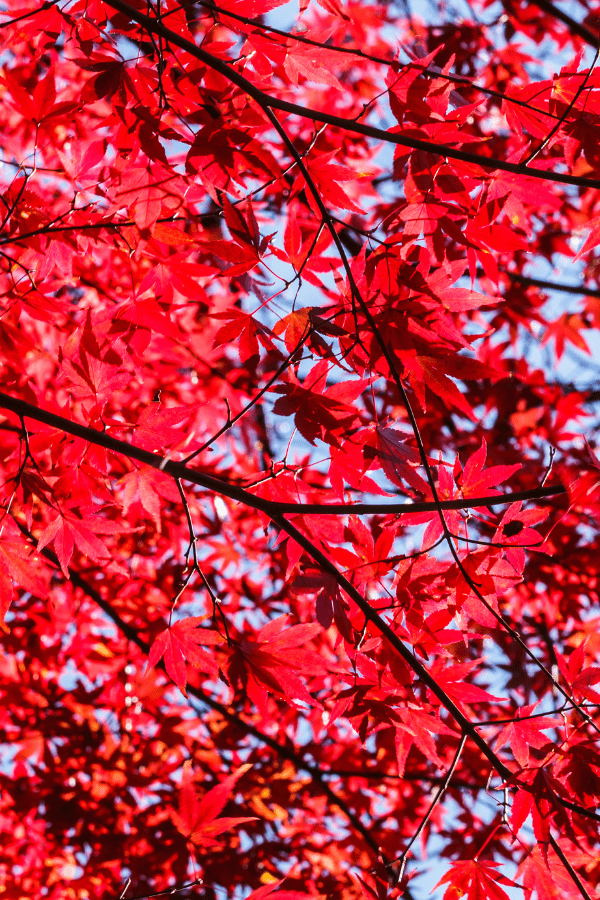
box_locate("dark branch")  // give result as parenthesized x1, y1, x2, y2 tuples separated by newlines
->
(480, 269, 600, 298)
(101, 0, 600, 190)
(197, 0, 563, 123)
(0, 393, 566, 516)
(528, 0, 598, 47)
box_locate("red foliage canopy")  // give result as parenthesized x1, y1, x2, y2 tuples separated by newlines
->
(1, 0, 600, 898)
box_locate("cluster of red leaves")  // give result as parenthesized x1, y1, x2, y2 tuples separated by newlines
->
(1, 0, 600, 899)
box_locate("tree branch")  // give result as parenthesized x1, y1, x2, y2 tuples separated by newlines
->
(0, 393, 565, 516)
(100, 0, 600, 190)
(479, 268, 600, 298)
(527, 0, 598, 47)
(196, 0, 563, 123)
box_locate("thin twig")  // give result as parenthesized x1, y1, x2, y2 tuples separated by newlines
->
(386, 735, 467, 886)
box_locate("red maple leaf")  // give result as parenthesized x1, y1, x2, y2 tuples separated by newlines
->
(293, 567, 354, 640)
(226, 615, 327, 713)
(374, 425, 430, 495)
(516, 842, 594, 900)
(170, 760, 257, 846)
(435, 860, 517, 900)
(271, 360, 365, 445)
(495, 702, 560, 768)
(246, 881, 313, 900)
(558, 440, 600, 515)
(119, 464, 181, 531)
(131, 403, 197, 452)
(511, 767, 573, 843)
(36, 510, 116, 576)
(555, 638, 600, 704)
(459, 438, 521, 498)
(148, 616, 225, 696)
(0, 531, 49, 625)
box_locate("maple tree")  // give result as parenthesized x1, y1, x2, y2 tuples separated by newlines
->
(3, 0, 600, 898)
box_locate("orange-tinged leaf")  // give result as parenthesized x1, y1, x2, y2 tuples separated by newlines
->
(273, 308, 311, 353)
(151, 222, 196, 246)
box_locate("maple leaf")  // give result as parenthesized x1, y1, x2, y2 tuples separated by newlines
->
(516, 842, 596, 900)
(518, 849, 562, 900)
(79, 58, 129, 102)
(203, 197, 271, 276)
(459, 438, 521, 498)
(170, 760, 257, 846)
(151, 222, 197, 248)
(0, 534, 48, 625)
(131, 403, 197, 452)
(284, 44, 345, 89)
(495, 702, 560, 768)
(575, 213, 600, 260)
(57, 309, 132, 411)
(374, 425, 430, 494)
(511, 767, 573, 843)
(354, 871, 392, 900)
(57, 138, 106, 187)
(273, 307, 311, 353)
(427, 658, 504, 710)
(36, 510, 114, 576)
(148, 616, 225, 696)
(436, 287, 498, 312)
(493, 502, 546, 573)
(558, 440, 600, 515)
(59, 343, 130, 405)
(115, 294, 181, 340)
(395, 707, 460, 772)
(400, 354, 482, 421)
(271, 360, 365, 445)
(542, 312, 590, 360)
(294, 151, 364, 214)
(246, 880, 313, 900)
(226, 615, 327, 713)
(119, 464, 181, 531)
(556, 737, 600, 806)
(555, 638, 600, 704)
(113, 165, 165, 231)
(435, 860, 517, 900)
(213, 309, 275, 365)
(293, 568, 354, 640)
